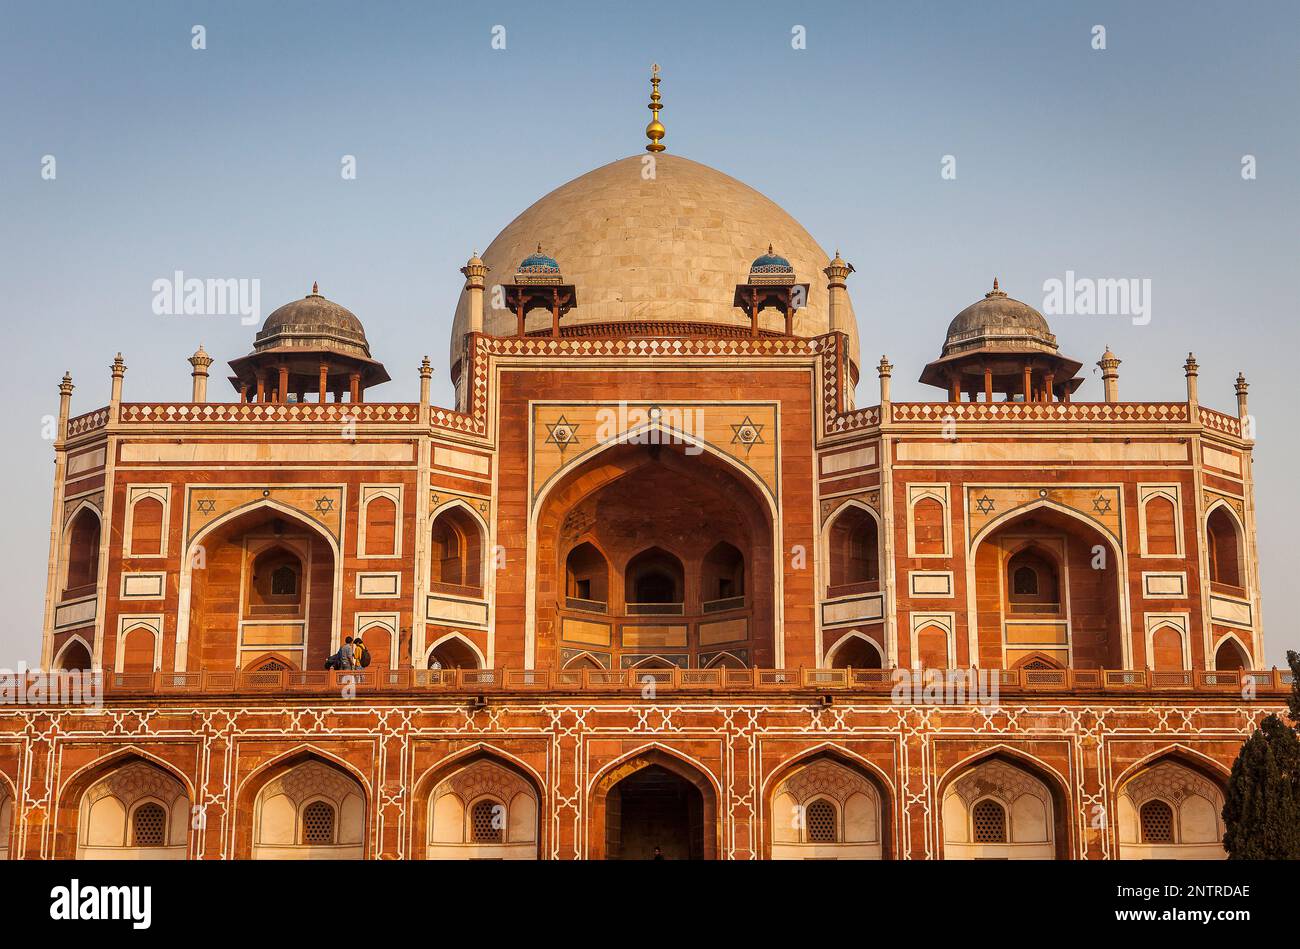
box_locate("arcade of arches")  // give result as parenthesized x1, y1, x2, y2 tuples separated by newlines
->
(536, 442, 775, 670)
(19, 745, 1236, 860)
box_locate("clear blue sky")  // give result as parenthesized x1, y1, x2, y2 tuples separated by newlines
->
(2, 0, 1296, 665)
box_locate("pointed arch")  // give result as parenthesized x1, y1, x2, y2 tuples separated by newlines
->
(429, 498, 489, 591)
(1204, 500, 1246, 591)
(1113, 749, 1229, 859)
(1110, 744, 1231, 791)
(587, 743, 721, 860)
(425, 631, 486, 670)
(562, 650, 605, 671)
(52, 634, 94, 672)
(936, 745, 1072, 860)
(174, 498, 343, 672)
(60, 501, 102, 598)
(233, 746, 371, 860)
(824, 629, 884, 669)
(763, 744, 897, 860)
(968, 497, 1130, 669)
(702, 650, 747, 669)
(54, 747, 196, 859)
(529, 427, 783, 667)
(1212, 632, 1251, 671)
(413, 745, 546, 860)
(824, 499, 883, 600)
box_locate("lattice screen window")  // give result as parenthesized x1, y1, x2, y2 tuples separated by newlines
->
(301, 801, 336, 845)
(972, 799, 1007, 843)
(131, 802, 166, 847)
(470, 799, 503, 843)
(1139, 800, 1175, 844)
(805, 799, 838, 843)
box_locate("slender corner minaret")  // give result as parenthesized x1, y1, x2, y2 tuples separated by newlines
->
(645, 63, 666, 153)
(823, 250, 855, 336)
(57, 371, 74, 440)
(189, 344, 213, 402)
(109, 353, 126, 409)
(1098, 346, 1121, 403)
(419, 356, 433, 405)
(878, 355, 893, 406)
(1184, 352, 1199, 408)
(461, 252, 489, 335)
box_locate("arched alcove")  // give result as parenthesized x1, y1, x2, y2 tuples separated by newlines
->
(249, 757, 366, 860)
(770, 755, 885, 859)
(941, 755, 1064, 859)
(1116, 758, 1227, 859)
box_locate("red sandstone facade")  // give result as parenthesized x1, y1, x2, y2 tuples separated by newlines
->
(1, 145, 1280, 861)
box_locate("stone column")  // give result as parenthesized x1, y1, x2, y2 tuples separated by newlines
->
(109, 353, 126, 408)
(822, 251, 854, 336)
(188, 345, 212, 402)
(460, 253, 489, 335)
(1184, 352, 1199, 409)
(1097, 347, 1121, 403)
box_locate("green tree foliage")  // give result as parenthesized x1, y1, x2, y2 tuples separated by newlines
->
(1222, 652, 1300, 858)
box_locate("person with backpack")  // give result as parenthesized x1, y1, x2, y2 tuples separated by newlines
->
(333, 637, 355, 670)
(353, 635, 371, 669)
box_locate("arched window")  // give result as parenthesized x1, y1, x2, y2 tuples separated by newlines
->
(129, 496, 165, 556)
(301, 801, 336, 845)
(427, 637, 481, 671)
(63, 508, 101, 597)
(1006, 547, 1059, 614)
(431, 507, 484, 591)
(1206, 508, 1243, 590)
(363, 495, 397, 557)
(702, 541, 746, 604)
(55, 639, 92, 672)
(1012, 566, 1038, 595)
(915, 624, 950, 669)
(624, 547, 684, 611)
(1151, 625, 1185, 672)
(470, 799, 503, 843)
(131, 802, 167, 847)
(246, 546, 304, 617)
(270, 564, 297, 596)
(565, 542, 609, 609)
(1143, 494, 1178, 556)
(828, 506, 879, 595)
(912, 497, 946, 556)
(1214, 639, 1248, 672)
(1139, 800, 1174, 844)
(971, 799, 1007, 843)
(805, 799, 838, 843)
(829, 635, 882, 670)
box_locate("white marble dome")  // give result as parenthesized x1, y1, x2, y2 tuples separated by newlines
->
(450, 153, 858, 372)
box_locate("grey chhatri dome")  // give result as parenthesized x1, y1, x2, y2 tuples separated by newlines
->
(941, 278, 1056, 357)
(919, 278, 1082, 399)
(255, 282, 373, 359)
(228, 282, 390, 397)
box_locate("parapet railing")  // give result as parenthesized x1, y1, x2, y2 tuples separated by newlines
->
(19, 666, 1289, 701)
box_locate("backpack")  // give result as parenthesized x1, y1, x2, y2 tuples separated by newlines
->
(359, 644, 372, 668)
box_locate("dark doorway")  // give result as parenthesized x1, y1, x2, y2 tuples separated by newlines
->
(605, 765, 703, 860)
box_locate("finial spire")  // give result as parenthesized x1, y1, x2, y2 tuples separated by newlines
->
(311, 281, 319, 295)
(645, 63, 666, 153)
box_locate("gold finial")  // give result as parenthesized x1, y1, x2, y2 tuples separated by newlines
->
(311, 281, 319, 295)
(645, 63, 666, 153)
